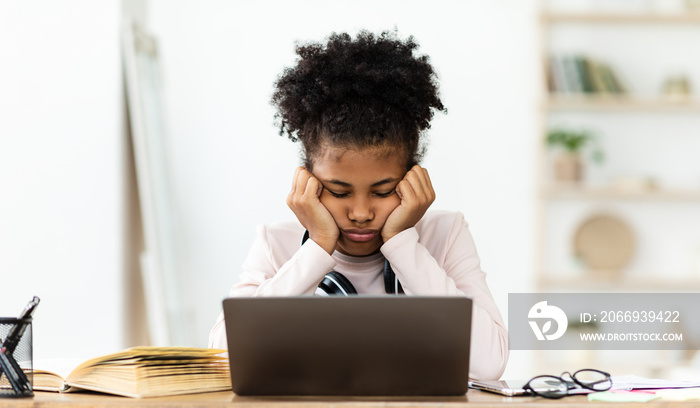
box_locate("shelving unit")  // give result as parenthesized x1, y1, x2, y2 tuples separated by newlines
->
(537, 4, 700, 295)
(535, 2, 700, 376)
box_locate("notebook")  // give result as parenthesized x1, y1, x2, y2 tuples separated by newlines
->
(223, 296, 472, 396)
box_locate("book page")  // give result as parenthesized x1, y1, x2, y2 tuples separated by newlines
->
(31, 358, 85, 392)
(61, 347, 230, 398)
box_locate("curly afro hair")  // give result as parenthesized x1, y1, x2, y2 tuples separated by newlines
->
(271, 29, 446, 170)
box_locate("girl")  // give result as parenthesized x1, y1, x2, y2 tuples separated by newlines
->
(209, 30, 508, 380)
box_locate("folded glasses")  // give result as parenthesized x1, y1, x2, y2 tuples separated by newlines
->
(523, 368, 612, 399)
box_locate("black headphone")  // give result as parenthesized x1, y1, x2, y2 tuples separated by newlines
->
(301, 230, 404, 296)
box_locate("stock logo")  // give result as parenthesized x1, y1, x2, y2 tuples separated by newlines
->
(528, 301, 568, 341)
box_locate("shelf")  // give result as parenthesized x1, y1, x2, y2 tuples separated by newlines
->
(544, 96, 700, 112)
(536, 274, 700, 291)
(543, 13, 700, 24)
(541, 186, 700, 201)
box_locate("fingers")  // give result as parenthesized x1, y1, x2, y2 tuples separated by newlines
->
(381, 165, 435, 242)
(397, 165, 436, 206)
(287, 167, 339, 254)
(422, 167, 434, 195)
(288, 167, 302, 206)
(288, 167, 320, 203)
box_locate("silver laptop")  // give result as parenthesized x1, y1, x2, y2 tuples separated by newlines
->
(468, 379, 532, 396)
(468, 379, 566, 396)
(223, 296, 472, 396)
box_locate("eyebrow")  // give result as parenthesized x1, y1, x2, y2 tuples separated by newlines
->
(324, 178, 398, 188)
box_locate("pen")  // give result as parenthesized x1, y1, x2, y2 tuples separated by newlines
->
(1, 342, 33, 394)
(0, 296, 40, 395)
(0, 347, 25, 393)
(2, 296, 40, 354)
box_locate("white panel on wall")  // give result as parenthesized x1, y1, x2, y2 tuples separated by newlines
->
(0, 1, 126, 360)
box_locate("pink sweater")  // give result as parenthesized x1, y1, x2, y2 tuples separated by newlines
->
(209, 210, 509, 380)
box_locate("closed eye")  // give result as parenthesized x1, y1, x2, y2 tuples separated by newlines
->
(375, 188, 396, 198)
(325, 188, 349, 198)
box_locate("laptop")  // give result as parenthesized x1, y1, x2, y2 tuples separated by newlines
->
(468, 379, 566, 396)
(468, 379, 532, 396)
(223, 296, 472, 396)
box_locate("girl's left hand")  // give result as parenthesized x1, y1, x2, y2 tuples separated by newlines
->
(381, 165, 436, 242)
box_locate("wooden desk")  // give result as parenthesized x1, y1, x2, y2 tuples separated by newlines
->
(0, 390, 696, 408)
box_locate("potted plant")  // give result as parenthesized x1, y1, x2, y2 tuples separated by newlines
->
(546, 127, 604, 183)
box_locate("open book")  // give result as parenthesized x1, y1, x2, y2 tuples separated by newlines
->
(28, 347, 231, 398)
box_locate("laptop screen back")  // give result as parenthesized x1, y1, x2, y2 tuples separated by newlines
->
(223, 296, 472, 396)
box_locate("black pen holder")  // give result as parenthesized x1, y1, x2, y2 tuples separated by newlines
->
(0, 318, 33, 398)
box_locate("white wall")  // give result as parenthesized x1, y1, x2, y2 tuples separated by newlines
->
(148, 0, 539, 378)
(0, 1, 126, 360)
(4, 0, 697, 381)
(0, 0, 539, 378)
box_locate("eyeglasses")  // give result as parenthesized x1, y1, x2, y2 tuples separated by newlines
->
(523, 368, 612, 399)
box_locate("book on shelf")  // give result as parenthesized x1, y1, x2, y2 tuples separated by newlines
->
(574, 56, 595, 93)
(548, 53, 625, 96)
(548, 55, 570, 94)
(27, 346, 231, 398)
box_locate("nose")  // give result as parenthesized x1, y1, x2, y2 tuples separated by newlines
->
(348, 197, 373, 224)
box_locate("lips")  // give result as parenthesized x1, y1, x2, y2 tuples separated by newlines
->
(343, 229, 379, 242)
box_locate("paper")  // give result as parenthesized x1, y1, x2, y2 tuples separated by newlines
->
(611, 375, 700, 390)
(655, 388, 700, 401)
(588, 390, 659, 402)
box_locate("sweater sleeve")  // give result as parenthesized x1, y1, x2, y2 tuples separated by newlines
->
(380, 213, 509, 380)
(235, 225, 337, 297)
(208, 224, 337, 348)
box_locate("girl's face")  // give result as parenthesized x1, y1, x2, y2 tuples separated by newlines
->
(311, 144, 406, 256)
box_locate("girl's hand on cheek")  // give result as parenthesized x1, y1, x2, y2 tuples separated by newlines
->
(287, 167, 339, 254)
(382, 165, 435, 242)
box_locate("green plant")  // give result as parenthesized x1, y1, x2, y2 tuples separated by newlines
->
(546, 128, 604, 163)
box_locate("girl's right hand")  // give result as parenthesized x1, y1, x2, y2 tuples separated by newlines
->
(286, 167, 339, 254)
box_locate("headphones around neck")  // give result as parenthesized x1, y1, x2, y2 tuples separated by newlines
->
(301, 230, 404, 296)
